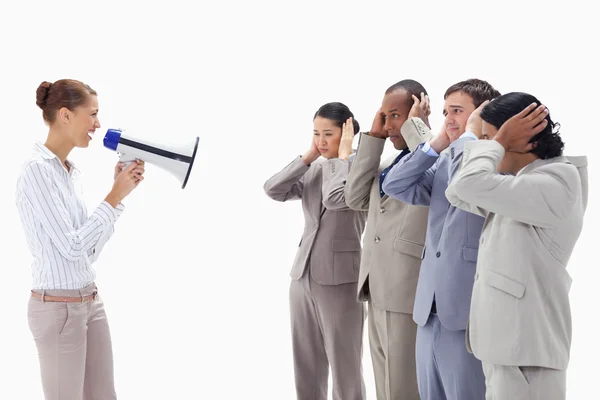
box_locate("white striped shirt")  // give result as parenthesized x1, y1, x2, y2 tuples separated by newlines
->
(15, 143, 125, 290)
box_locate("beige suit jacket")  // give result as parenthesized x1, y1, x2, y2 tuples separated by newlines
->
(345, 131, 431, 314)
(445, 139, 588, 370)
(264, 156, 367, 285)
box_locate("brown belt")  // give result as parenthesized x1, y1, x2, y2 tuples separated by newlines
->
(31, 290, 98, 303)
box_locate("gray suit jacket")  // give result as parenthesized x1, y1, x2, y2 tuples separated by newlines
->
(344, 131, 430, 313)
(382, 118, 485, 331)
(446, 139, 588, 370)
(264, 156, 367, 285)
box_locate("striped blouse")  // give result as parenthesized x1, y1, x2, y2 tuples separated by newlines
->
(15, 143, 125, 290)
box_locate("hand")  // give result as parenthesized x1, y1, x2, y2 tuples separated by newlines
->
(130, 160, 145, 182)
(465, 100, 490, 139)
(114, 162, 125, 180)
(429, 124, 451, 153)
(369, 109, 388, 139)
(302, 138, 320, 165)
(408, 93, 431, 128)
(494, 103, 549, 152)
(338, 117, 354, 160)
(114, 160, 145, 180)
(106, 160, 145, 206)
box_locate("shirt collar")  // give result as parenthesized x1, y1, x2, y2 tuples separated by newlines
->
(33, 142, 77, 172)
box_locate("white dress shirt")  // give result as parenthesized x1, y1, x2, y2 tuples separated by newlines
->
(15, 143, 125, 290)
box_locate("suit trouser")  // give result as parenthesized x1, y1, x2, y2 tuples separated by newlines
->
(289, 269, 366, 400)
(27, 283, 116, 400)
(482, 362, 566, 400)
(368, 301, 420, 400)
(416, 313, 485, 400)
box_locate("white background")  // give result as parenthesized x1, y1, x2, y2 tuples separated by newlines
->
(0, 1, 597, 398)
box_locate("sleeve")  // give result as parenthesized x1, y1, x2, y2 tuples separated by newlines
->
(88, 202, 126, 262)
(344, 133, 385, 211)
(381, 117, 436, 206)
(445, 140, 580, 227)
(321, 158, 352, 210)
(18, 162, 123, 262)
(263, 156, 310, 202)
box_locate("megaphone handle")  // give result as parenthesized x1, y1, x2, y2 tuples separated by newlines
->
(118, 153, 137, 167)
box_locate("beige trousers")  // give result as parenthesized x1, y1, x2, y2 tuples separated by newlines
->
(368, 301, 420, 400)
(27, 283, 116, 400)
(482, 362, 566, 400)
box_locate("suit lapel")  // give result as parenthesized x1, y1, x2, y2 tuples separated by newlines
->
(379, 151, 405, 204)
(307, 161, 325, 220)
(379, 155, 394, 203)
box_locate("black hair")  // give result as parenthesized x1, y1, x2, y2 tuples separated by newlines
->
(480, 92, 564, 159)
(444, 78, 501, 108)
(313, 102, 360, 134)
(385, 79, 428, 109)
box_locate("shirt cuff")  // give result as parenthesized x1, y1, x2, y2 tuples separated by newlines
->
(460, 131, 479, 141)
(114, 202, 125, 219)
(421, 141, 439, 157)
(97, 201, 119, 225)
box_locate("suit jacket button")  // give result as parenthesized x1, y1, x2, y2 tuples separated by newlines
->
(380, 207, 385, 213)
(480, 237, 484, 244)
(475, 272, 479, 280)
(374, 236, 381, 243)
(436, 251, 441, 257)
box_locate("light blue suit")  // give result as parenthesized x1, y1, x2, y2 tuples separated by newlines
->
(381, 117, 485, 400)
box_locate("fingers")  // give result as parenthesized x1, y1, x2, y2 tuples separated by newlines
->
(131, 166, 145, 175)
(124, 161, 138, 172)
(528, 106, 549, 127)
(409, 94, 422, 118)
(114, 162, 125, 175)
(420, 92, 430, 116)
(476, 100, 490, 111)
(134, 175, 144, 185)
(411, 94, 421, 108)
(532, 118, 549, 135)
(517, 102, 539, 120)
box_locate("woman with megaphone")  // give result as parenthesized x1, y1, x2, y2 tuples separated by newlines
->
(15, 79, 145, 400)
(264, 102, 367, 400)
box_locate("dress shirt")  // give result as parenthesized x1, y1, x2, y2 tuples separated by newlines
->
(15, 143, 124, 290)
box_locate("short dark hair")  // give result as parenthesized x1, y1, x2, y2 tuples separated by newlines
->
(480, 92, 564, 159)
(444, 78, 500, 108)
(36, 79, 97, 124)
(313, 102, 360, 134)
(385, 79, 428, 109)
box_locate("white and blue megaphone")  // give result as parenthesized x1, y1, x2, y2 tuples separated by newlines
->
(103, 128, 199, 189)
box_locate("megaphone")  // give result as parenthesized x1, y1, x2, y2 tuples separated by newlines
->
(103, 128, 199, 189)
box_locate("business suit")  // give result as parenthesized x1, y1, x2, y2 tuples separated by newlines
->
(344, 131, 430, 400)
(445, 139, 588, 400)
(264, 155, 368, 400)
(381, 118, 485, 400)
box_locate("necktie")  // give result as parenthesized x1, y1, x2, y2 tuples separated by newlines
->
(379, 148, 409, 198)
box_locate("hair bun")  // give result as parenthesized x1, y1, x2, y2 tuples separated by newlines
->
(36, 81, 53, 110)
(352, 118, 360, 134)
